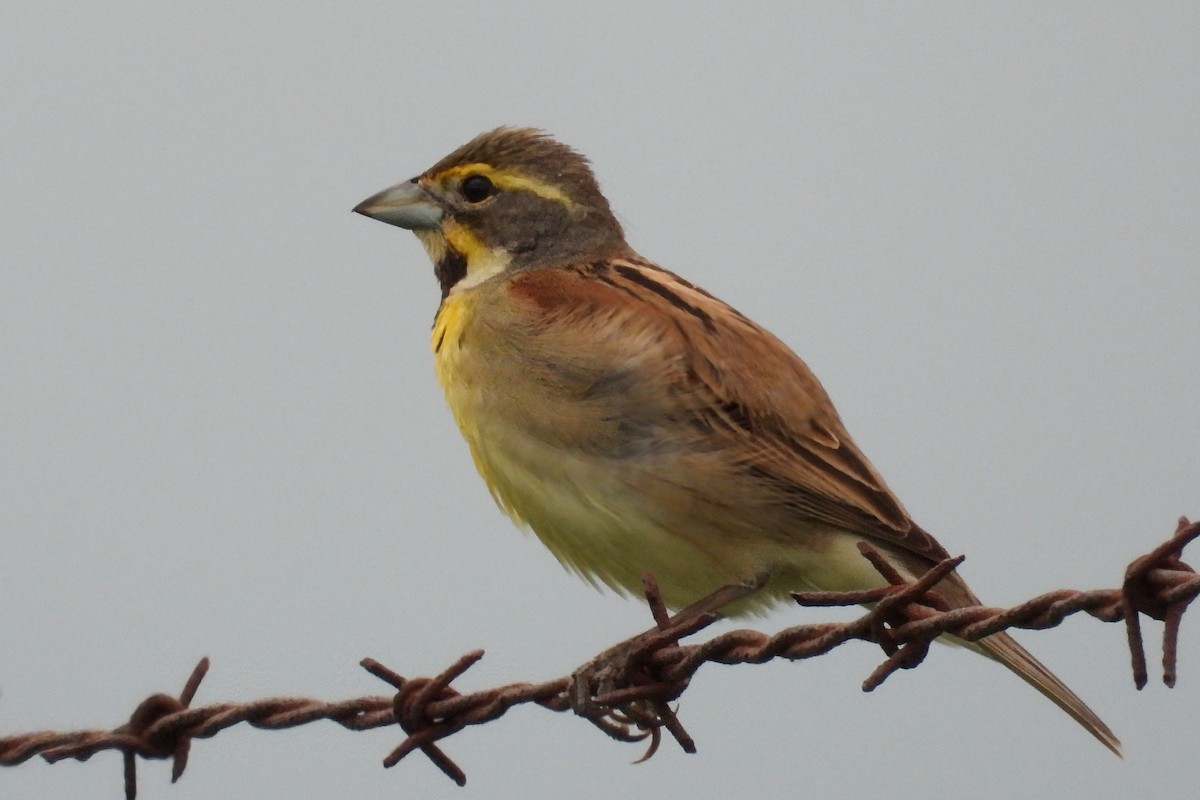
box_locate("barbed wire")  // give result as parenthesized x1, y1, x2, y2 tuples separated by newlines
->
(2, 517, 1197, 798)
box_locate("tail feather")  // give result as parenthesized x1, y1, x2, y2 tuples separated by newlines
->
(970, 630, 1122, 757)
(891, 547, 1122, 756)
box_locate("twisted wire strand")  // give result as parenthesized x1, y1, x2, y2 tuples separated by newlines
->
(1, 518, 1196, 797)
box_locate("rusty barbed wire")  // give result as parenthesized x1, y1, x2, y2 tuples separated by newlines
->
(2, 518, 1197, 796)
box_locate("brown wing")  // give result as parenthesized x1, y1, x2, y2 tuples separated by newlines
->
(502, 259, 1120, 755)
(505, 256, 951, 566)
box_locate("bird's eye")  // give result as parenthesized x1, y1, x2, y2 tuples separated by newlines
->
(460, 174, 495, 203)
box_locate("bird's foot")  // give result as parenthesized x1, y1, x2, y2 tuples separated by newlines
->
(568, 628, 680, 717)
(568, 571, 770, 717)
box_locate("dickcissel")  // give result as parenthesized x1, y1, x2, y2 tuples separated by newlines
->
(354, 127, 1119, 755)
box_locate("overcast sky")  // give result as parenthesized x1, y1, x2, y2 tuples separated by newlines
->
(3, 3, 1198, 799)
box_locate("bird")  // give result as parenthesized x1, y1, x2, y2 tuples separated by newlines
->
(353, 126, 1120, 755)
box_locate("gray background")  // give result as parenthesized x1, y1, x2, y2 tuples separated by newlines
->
(3, 3, 1198, 798)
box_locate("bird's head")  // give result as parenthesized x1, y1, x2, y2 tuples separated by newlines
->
(355, 127, 628, 298)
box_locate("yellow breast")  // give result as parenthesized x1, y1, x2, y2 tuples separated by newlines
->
(432, 291, 472, 373)
(432, 289, 483, 438)
(431, 288, 510, 503)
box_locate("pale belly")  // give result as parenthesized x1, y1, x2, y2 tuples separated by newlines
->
(444, 388, 890, 614)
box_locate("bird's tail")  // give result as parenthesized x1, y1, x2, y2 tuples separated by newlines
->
(968, 630, 1122, 756)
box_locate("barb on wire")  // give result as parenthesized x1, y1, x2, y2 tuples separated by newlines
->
(1, 518, 1197, 795)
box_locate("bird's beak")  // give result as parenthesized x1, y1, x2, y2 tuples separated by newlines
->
(353, 180, 443, 230)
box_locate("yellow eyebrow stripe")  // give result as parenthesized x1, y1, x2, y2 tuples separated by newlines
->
(434, 163, 575, 207)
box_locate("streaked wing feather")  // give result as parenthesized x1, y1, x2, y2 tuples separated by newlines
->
(512, 257, 951, 565)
